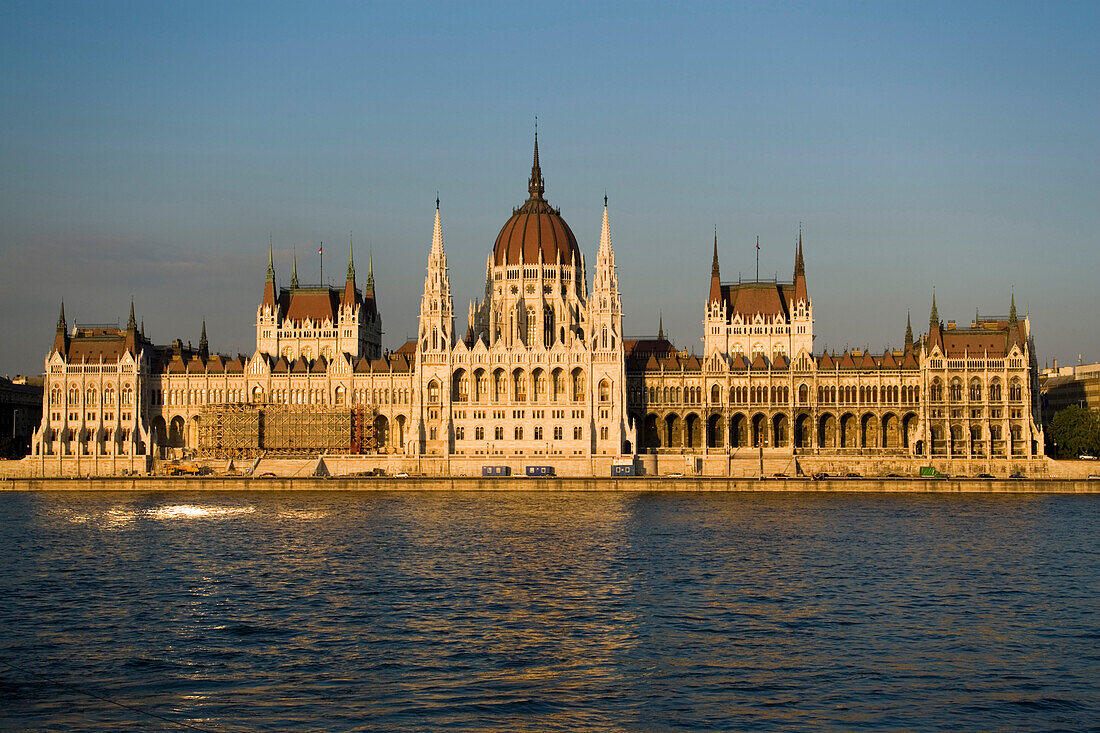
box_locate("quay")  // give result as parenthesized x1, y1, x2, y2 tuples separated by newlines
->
(3, 476, 1098, 492)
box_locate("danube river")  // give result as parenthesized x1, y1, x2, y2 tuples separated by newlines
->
(1, 491, 1097, 731)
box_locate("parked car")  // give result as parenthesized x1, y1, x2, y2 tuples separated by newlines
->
(395, 472, 410, 478)
(845, 472, 862, 479)
(977, 473, 995, 479)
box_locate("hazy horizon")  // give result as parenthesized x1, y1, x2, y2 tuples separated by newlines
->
(2, 2, 1097, 376)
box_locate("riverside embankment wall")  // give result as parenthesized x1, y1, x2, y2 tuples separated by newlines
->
(3, 476, 1098, 492)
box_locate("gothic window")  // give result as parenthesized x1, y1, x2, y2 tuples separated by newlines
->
(85, 387, 96, 406)
(600, 379, 611, 403)
(475, 426, 485, 441)
(476, 371, 489, 401)
(427, 380, 440, 404)
(930, 379, 944, 402)
(103, 386, 115, 406)
(513, 370, 528, 401)
(334, 386, 345, 405)
(574, 426, 583, 440)
(1009, 380, 1022, 401)
(572, 369, 585, 401)
(601, 327, 608, 349)
(50, 385, 61, 406)
(949, 379, 963, 402)
(969, 379, 982, 401)
(534, 371, 546, 400)
(526, 307, 537, 347)
(252, 386, 264, 403)
(495, 371, 507, 400)
(711, 384, 720, 403)
(989, 380, 1002, 401)
(515, 426, 523, 440)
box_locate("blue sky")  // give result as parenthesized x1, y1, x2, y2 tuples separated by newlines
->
(1, 1, 1097, 375)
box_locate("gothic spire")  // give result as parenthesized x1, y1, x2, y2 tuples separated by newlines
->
(658, 311, 665, 341)
(795, 224, 805, 276)
(56, 301, 66, 332)
(366, 247, 375, 293)
(904, 310, 913, 352)
(929, 291, 939, 331)
(290, 247, 299, 289)
(431, 197, 445, 260)
(1009, 292, 1017, 325)
(528, 122, 545, 201)
(127, 299, 136, 331)
(199, 319, 208, 358)
(346, 232, 356, 282)
(708, 229, 722, 306)
(266, 235, 275, 283)
(598, 194, 612, 260)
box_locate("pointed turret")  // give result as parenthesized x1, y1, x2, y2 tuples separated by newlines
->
(199, 320, 209, 360)
(53, 301, 68, 356)
(1009, 292, 1017, 325)
(658, 312, 665, 341)
(927, 292, 942, 350)
(124, 299, 138, 354)
(793, 225, 808, 303)
(904, 310, 914, 352)
(342, 233, 358, 308)
(290, 248, 299, 289)
(708, 230, 722, 306)
(365, 249, 375, 296)
(418, 197, 454, 351)
(263, 236, 278, 309)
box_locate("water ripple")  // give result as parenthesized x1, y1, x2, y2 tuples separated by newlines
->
(0, 491, 1097, 731)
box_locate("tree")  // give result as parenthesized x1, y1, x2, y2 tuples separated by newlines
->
(1048, 405, 1100, 458)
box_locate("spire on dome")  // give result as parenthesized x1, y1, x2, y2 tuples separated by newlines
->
(290, 248, 299, 289)
(528, 120, 545, 201)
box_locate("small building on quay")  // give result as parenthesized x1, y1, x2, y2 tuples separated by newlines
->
(22, 136, 1047, 477)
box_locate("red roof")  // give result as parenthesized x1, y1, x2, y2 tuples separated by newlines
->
(282, 288, 340, 325)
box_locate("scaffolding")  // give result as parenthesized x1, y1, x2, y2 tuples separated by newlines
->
(198, 404, 262, 459)
(198, 404, 379, 457)
(263, 406, 351, 454)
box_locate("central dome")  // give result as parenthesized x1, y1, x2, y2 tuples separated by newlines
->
(492, 137, 581, 267)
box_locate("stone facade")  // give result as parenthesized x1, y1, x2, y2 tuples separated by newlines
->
(27, 135, 1045, 474)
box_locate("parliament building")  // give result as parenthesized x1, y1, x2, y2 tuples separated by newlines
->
(28, 136, 1046, 476)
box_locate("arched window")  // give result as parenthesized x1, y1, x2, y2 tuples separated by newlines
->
(949, 379, 963, 401)
(526, 307, 537, 347)
(85, 386, 97, 407)
(427, 380, 440, 404)
(969, 379, 982, 401)
(1009, 380, 1022, 401)
(513, 370, 527, 401)
(600, 379, 611, 403)
(800, 384, 809, 404)
(930, 379, 944, 402)
(572, 369, 586, 401)
(252, 386, 264, 403)
(51, 385, 62, 406)
(494, 370, 507, 400)
(989, 380, 1002, 401)
(334, 386, 345, 405)
(476, 370, 489, 401)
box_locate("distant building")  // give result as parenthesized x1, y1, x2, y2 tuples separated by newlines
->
(0, 376, 43, 457)
(1040, 361, 1100, 427)
(28, 133, 1046, 472)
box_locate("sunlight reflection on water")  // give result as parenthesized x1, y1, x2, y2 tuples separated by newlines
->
(1, 491, 1097, 731)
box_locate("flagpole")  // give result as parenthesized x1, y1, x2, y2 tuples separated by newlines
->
(320, 242, 323, 286)
(756, 236, 760, 281)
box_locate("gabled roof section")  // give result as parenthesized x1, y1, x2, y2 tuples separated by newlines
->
(729, 354, 749, 370)
(354, 356, 372, 373)
(290, 355, 310, 373)
(819, 352, 836, 370)
(282, 287, 340, 325)
(272, 356, 290, 373)
(771, 353, 789, 369)
(310, 355, 328, 374)
(750, 353, 769, 370)
(838, 351, 858, 370)
(720, 281, 793, 320)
